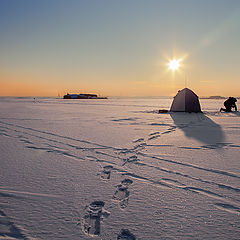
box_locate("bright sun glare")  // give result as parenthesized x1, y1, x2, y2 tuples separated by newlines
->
(168, 59, 182, 71)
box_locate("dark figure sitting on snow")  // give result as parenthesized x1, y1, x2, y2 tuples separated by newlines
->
(220, 97, 238, 112)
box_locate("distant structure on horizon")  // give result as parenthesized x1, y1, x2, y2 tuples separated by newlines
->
(201, 96, 225, 99)
(63, 93, 107, 99)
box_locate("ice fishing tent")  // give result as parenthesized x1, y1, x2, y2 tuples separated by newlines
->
(170, 88, 202, 112)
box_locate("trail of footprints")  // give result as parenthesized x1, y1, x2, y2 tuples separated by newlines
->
(82, 140, 135, 237)
(81, 135, 149, 237)
(81, 159, 134, 237)
(81, 136, 143, 237)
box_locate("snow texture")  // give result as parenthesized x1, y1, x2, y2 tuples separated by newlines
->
(0, 97, 239, 239)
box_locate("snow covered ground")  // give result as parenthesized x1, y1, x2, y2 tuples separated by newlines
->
(0, 97, 239, 239)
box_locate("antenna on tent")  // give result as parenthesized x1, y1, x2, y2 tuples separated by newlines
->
(184, 70, 189, 89)
(185, 71, 187, 88)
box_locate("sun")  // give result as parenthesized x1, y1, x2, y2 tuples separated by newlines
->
(168, 59, 182, 71)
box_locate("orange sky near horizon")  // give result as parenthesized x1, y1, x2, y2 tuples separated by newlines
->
(1, 71, 239, 97)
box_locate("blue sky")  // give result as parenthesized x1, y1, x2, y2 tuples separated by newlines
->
(1, 0, 240, 96)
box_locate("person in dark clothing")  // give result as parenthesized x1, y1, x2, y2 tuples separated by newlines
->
(220, 97, 238, 112)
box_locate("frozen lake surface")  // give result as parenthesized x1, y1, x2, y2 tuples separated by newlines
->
(0, 97, 239, 239)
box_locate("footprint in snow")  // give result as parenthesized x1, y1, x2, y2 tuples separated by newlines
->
(121, 178, 133, 186)
(132, 138, 144, 143)
(148, 134, 161, 141)
(122, 155, 138, 166)
(149, 131, 160, 136)
(81, 201, 110, 236)
(133, 142, 147, 151)
(117, 229, 136, 240)
(100, 165, 113, 180)
(113, 179, 133, 209)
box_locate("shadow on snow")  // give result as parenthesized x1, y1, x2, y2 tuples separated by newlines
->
(170, 112, 225, 146)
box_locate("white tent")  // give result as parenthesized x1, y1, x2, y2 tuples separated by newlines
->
(170, 88, 202, 112)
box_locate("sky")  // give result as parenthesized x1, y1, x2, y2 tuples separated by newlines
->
(0, 0, 240, 97)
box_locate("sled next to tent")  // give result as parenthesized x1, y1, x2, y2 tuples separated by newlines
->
(170, 88, 202, 113)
